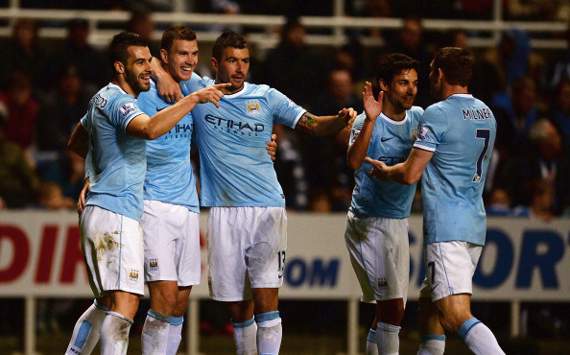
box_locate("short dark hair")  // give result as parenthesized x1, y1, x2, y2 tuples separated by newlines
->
(161, 26, 197, 52)
(376, 53, 419, 85)
(432, 47, 474, 86)
(109, 31, 148, 67)
(212, 31, 247, 61)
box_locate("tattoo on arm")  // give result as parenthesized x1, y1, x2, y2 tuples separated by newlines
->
(298, 112, 316, 130)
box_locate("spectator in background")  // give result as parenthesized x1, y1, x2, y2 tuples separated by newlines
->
(307, 68, 362, 210)
(527, 180, 556, 222)
(262, 17, 326, 109)
(485, 29, 530, 87)
(126, 10, 159, 55)
(37, 65, 90, 153)
(492, 76, 543, 157)
(0, 110, 39, 208)
(551, 79, 570, 149)
(496, 118, 569, 214)
(386, 17, 431, 106)
(0, 18, 48, 91)
(0, 71, 40, 153)
(51, 19, 108, 91)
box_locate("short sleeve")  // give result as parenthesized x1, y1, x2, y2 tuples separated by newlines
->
(413, 105, 447, 152)
(348, 112, 366, 148)
(79, 113, 89, 130)
(267, 88, 306, 128)
(107, 95, 145, 133)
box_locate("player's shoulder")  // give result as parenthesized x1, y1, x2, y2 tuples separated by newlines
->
(423, 101, 446, 118)
(89, 83, 126, 111)
(407, 105, 425, 120)
(245, 82, 272, 96)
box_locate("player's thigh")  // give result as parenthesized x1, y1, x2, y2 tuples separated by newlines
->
(344, 213, 410, 303)
(247, 207, 287, 289)
(424, 241, 482, 302)
(142, 200, 178, 282)
(207, 207, 250, 301)
(81, 206, 144, 297)
(174, 207, 201, 286)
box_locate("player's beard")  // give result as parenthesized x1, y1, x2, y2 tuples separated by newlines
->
(126, 69, 149, 95)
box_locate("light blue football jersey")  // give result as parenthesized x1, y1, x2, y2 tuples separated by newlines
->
(80, 83, 146, 221)
(137, 78, 199, 212)
(413, 94, 496, 246)
(182, 78, 305, 207)
(349, 106, 424, 219)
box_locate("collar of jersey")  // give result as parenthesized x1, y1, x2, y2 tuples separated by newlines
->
(223, 82, 249, 99)
(447, 93, 473, 99)
(380, 111, 408, 125)
(108, 82, 129, 96)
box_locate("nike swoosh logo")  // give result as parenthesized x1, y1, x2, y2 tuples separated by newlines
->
(380, 137, 394, 142)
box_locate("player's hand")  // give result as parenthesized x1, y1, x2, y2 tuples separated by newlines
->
(191, 83, 230, 108)
(157, 73, 183, 103)
(77, 179, 90, 214)
(363, 81, 383, 121)
(267, 133, 278, 161)
(364, 156, 389, 180)
(338, 107, 357, 125)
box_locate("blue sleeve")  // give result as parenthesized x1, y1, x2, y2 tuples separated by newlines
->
(348, 112, 366, 148)
(106, 95, 145, 133)
(267, 88, 306, 128)
(413, 105, 447, 152)
(79, 113, 89, 130)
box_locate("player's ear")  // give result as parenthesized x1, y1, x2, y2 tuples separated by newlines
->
(114, 60, 125, 75)
(210, 56, 219, 74)
(160, 48, 169, 65)
(379, 79, 389, 92)
(437, 68, 444, 82)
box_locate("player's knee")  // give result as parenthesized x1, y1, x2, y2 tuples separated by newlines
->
(378, 299, 405, 325)
(151, 291, 177, 315)
(438, 310, 471, 333)
(173, 298, 190, 317)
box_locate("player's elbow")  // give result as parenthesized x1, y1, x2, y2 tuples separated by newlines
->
(140, 124, 163, 140)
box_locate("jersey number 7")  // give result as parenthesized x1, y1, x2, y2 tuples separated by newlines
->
(473, 129, 490, 183)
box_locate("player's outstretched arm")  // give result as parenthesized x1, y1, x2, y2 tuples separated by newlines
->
(150, 57, 182, 103)
(127, 83, 228, 139)
(347, 82, 383, 170)
(365, 147, 433, 185)
(67, 123, 89, 159)
(296, 107, 356, 137)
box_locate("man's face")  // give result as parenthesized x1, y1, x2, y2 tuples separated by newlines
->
(124, 45, 152, 94)
(428, 60, 443, 99)
(329, 69, 353, 102)
(214, 47, 250, 91)
(382, 68, 418, 111)
(162, 39, 198, 82)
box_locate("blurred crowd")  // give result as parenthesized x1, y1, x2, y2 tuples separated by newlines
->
(0, 1, 569, 221)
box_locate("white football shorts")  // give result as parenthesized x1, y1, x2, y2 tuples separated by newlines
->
(141, 200, 201, 286)
(420, 241, 482, 301)
(344, 211, 410, 303)
(80, 205, 144, 297)
(207, 206, 287, 301)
